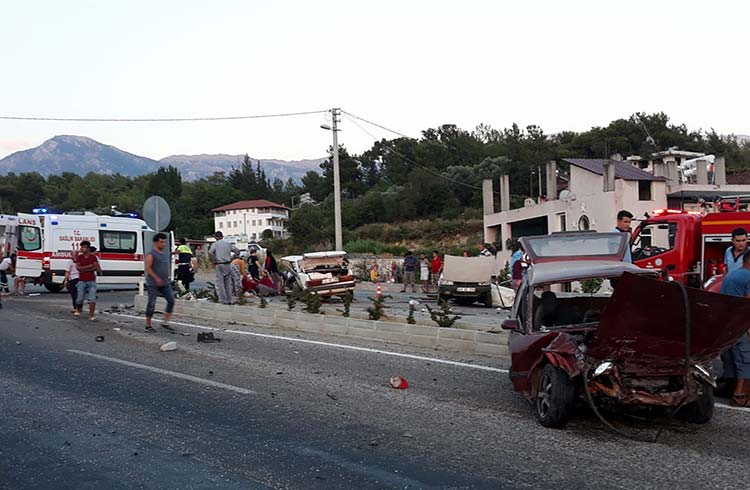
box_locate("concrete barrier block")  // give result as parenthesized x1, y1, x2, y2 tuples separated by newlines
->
(437, 328, 477, 341)
(370, 330, 409, 344)
(436, 337, 475, 352)
(474, 331, 506, 346)
(320, 322, 349, 336)
(347, 319, 375, 331)
(406, 324, 440, 337)
(296, 318, 326, 334)
(347, 326, 376, 339)
(318, 316, 349, 327)
(407, 334, 438, 349)
(474, 342, 508, 357)
(274, 310, 298, 321)
(375, 322, 408, 334)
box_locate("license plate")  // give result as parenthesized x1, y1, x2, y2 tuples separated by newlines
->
(457, 287, 475, 292)
(322, 278, 338, 284)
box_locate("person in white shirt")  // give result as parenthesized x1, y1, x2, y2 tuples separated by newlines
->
(0, 251, 12, 309)
(63, 256, 80, 313)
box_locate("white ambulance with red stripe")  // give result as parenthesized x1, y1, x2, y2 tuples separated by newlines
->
(15, 212, 156, 292)
(0, 214, 18, 257)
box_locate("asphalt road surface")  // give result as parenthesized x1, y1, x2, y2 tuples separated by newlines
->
(2, 289, 749, 489)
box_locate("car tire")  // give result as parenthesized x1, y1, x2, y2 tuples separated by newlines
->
(44, 283, 64, 293)
(536, 364, 577, 429)
(681, 382, 714, 424)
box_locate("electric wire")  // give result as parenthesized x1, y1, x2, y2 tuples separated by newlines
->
(0, 110, 328, 123)
(342, 113, 483, 191)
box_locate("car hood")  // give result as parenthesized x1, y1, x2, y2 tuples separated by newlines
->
(587, 272, 750, 367)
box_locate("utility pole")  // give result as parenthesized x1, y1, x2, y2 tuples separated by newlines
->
(331, 108, 343, 250)
(320, 108, 343, 251)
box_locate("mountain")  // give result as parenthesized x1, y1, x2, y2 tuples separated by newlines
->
(159, 154, 324, 182)
(0, 135, 159, 176)
(0, 135, 324, 182)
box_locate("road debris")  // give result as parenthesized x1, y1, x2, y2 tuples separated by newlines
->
(326, 393, 338, 401)
(160, 341, 178, 352)
(15, 341, 21, 345)
(95, 336, 105, 342)
(389, 376, 409, 389)
(197, 332, 221, 343)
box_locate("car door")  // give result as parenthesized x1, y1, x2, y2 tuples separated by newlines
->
(15, 213, 44, 279)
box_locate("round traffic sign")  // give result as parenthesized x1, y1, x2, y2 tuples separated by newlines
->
(142, 195, 171, 232)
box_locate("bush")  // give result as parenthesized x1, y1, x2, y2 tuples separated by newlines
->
(581, 278, 603, 294)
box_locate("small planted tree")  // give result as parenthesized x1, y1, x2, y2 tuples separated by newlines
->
(581, 278, 603, 294)
(367, 295, 390, 321)
(426, 300, 461, 328)
(302, 290, 322, 314)
(259, 292, 268, 308)
(286, 291, 297, 311)
(337, 290, 353, 317)
(407, 302, 417, 325)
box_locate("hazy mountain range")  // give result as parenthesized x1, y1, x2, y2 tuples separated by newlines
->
(0, 135, 325, 182)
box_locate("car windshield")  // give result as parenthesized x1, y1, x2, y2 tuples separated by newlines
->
(531, 278, 615, 331)
(522, 233, 627, 263)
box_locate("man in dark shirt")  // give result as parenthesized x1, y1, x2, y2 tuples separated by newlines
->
(720, 249, 750, 406)
(401, 251, 418, 293)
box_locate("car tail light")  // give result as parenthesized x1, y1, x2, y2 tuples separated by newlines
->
(43, 256, 51, 270)
(307, 279, 323, 287)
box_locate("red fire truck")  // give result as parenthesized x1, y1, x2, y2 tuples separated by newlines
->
(630, 207, 750, 289)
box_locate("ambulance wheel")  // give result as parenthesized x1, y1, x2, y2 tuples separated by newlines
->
(44, 283, 64, 293)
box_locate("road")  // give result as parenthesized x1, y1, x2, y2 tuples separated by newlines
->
(2, 289, 750, 489)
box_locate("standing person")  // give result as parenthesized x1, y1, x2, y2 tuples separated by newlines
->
(0, 250, 13, 309)
(615, 210, 634, 263)
(430, 251, 443, 288)
(401, 251, 417, 293)
(175, 238, 194, 291)
(74, 241, 100, 321)
(511, 246, 526, 290)
(419, 253, 430, 293)
(264, 250, 280, 292)
(719, 250, 750, 406)
(478, 243, 492, 257)
(724, 228, 748, 274)
(230, 254, 248, 297)
(63, 252, 79, 314)
(208, 231, 238, 305)
(370, 263, 380, 283)
(390, 261, 399, 283)
(247, 249, 261, 280)
(144, 233, 176, 332)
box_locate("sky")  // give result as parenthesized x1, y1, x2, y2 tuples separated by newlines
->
(1, 0, 748, 161)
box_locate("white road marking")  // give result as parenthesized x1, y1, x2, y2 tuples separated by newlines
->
(715, 402, 750, 413)
(67, 349, 257, 395)
(107, 312, 509, 374)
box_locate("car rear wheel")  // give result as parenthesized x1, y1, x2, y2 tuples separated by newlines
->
(44, 283, 64, 293)
(682, 381, 714, 424)
(536, 364, 577, 429)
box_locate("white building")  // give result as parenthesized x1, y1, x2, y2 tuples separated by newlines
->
(483, 154, 750, 265)
(212, 199, 290, 240)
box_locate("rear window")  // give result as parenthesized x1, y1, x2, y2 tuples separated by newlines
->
(522, 233, 626, 262)
(18, 225, 41, 251)
(99, 231, 137, 253)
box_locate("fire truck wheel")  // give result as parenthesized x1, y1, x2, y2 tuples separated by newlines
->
(44, 283, 64, 293)
(536, 364, 577, 429)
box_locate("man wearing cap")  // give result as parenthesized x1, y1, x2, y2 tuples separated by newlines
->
(208, 231, 239, 305)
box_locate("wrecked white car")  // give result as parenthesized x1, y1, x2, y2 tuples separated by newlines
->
(281, 251, 355, 298)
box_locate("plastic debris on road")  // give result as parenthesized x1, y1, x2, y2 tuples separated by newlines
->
(160, 341, 178, 352)
(95, 336, 105, 342)
(197, 332, 222, 343)
(389, 376, 409, 389)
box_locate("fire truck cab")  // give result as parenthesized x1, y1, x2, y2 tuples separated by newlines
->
(631, 208, 750, 287)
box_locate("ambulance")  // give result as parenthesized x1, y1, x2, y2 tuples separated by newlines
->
(15, 212, 163, 292)
(0, 214, 18, 256)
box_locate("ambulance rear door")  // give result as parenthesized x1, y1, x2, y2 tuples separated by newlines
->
(15, 213, 44, 279)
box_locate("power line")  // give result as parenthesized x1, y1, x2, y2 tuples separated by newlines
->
(342, 110, 413, 139)
(0, 109, 328, 123)
(343, 113, 482, 191)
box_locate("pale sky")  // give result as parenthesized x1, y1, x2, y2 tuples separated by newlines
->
(1, 0, 748, 161)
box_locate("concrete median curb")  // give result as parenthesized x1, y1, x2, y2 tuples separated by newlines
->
(134, 295, 509, 357)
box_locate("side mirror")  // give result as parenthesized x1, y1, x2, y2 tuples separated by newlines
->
(501, 319, 521, 331)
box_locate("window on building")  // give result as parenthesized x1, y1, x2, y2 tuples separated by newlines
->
(577, 215, 590, 231)
(218, 221, 223, 228)
(233, 221, 238, 227)
(631, 222, 677, 260)
(99, 231, 137, 253)
(557, 213, 567, 232)
(638, 180, 652, 201)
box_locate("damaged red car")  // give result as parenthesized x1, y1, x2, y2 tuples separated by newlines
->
(503, 232, 750, 429)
